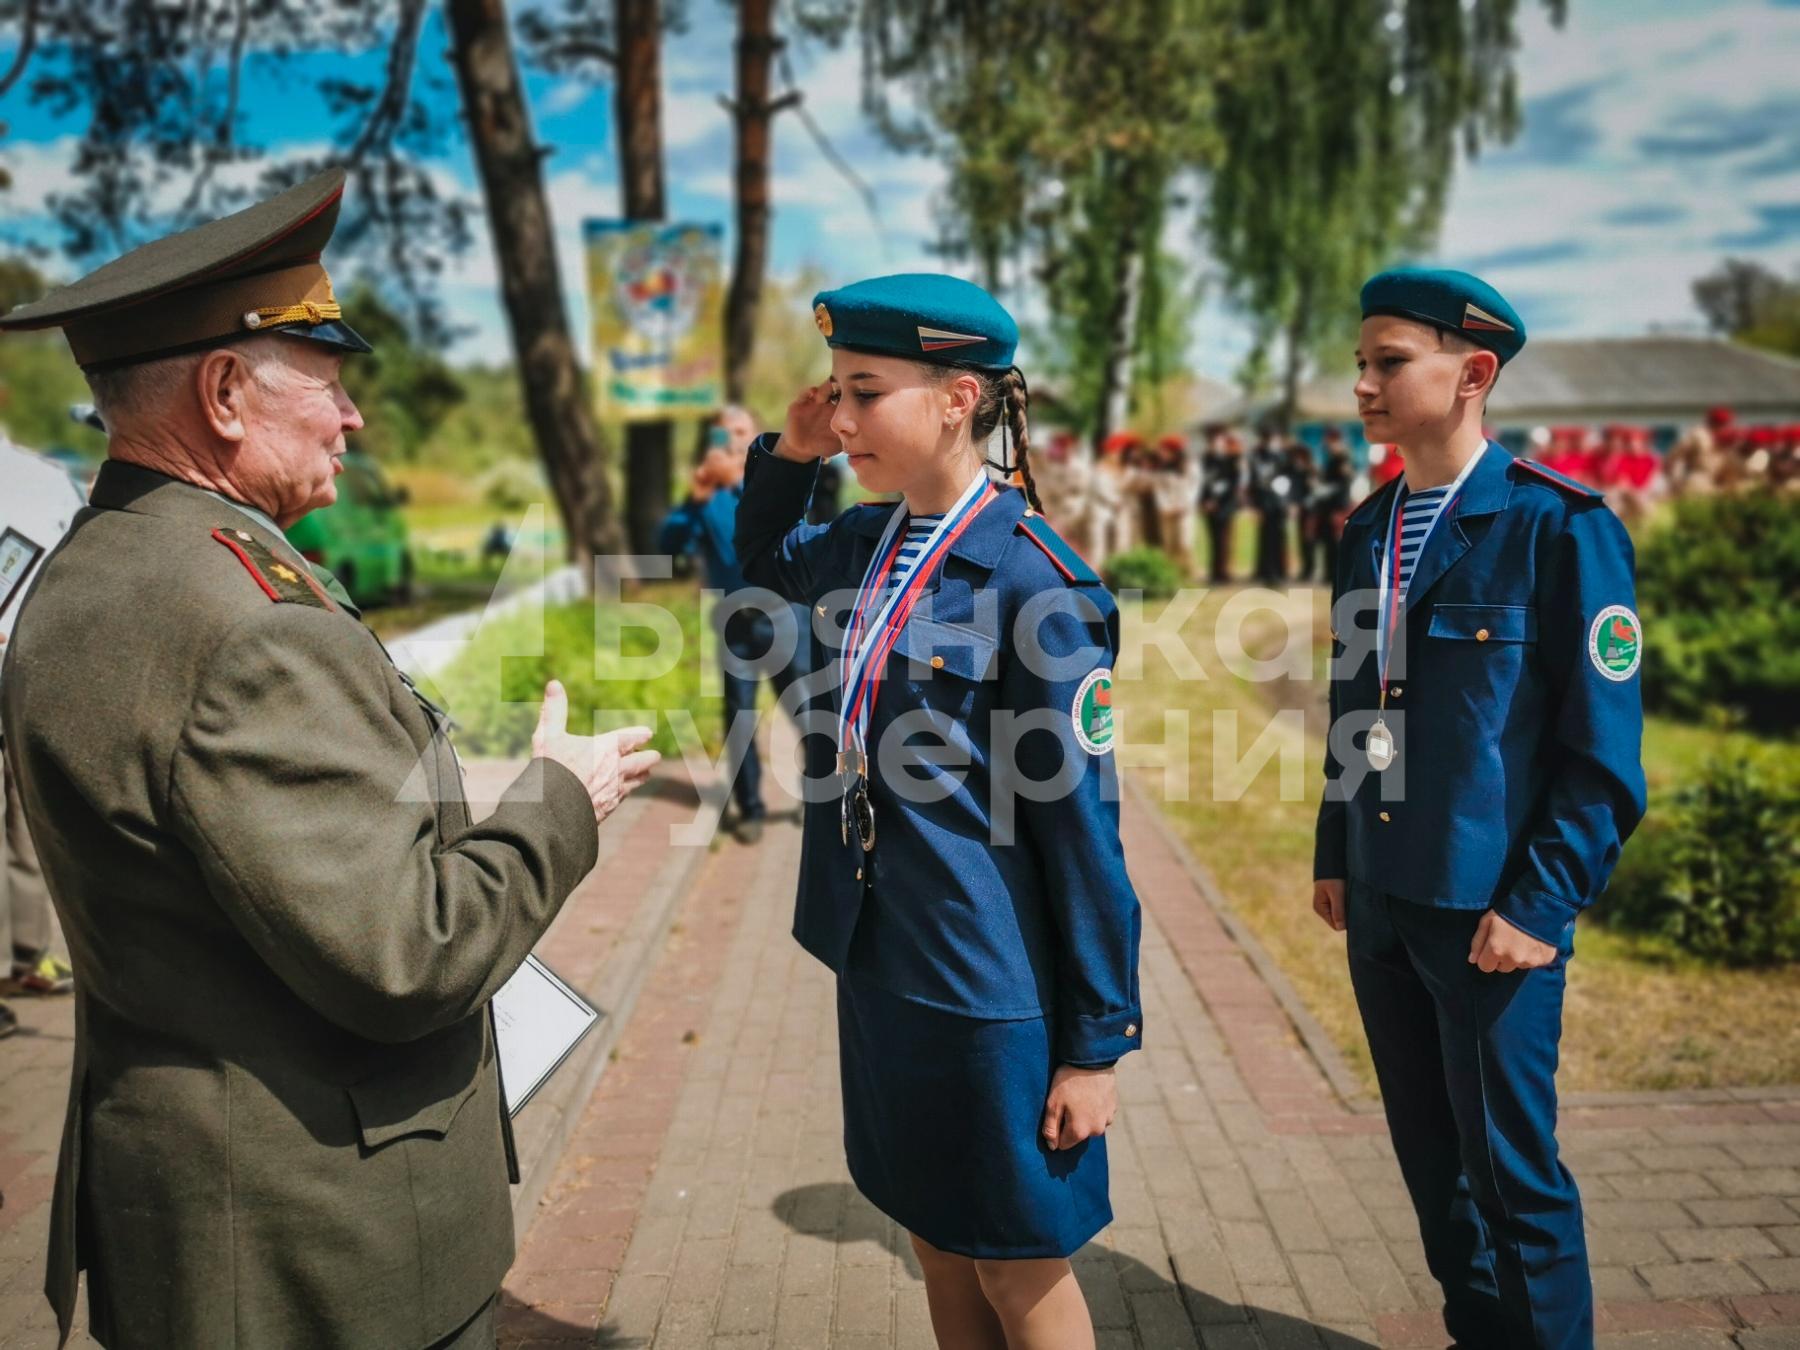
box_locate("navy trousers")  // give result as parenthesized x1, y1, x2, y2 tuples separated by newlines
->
(1346, 883, 1591, 1350)
(719, 601, 808, 820)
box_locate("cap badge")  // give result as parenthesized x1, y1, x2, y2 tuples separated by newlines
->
(917, 325, 984, 353)
(1462, 302, 1515, 333)
(814, 303, 834, 337)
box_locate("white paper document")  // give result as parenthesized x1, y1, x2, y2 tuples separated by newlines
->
(492, 954, 599, 1117)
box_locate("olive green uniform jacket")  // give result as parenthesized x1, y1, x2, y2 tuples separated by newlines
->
(0, 461, 600, 1349)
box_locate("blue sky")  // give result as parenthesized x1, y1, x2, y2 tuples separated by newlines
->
(3, 0, 1799, 382)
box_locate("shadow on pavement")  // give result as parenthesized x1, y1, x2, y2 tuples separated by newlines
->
(773, 1181, 1379, 1349)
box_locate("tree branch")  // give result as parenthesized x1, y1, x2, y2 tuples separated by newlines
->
(0, 0, 40, 101)
(349, 0, 428, 163)
(179, 0, 249, 220)
(776, 45, 880, 234)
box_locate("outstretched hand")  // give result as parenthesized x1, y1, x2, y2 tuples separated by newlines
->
(531, 680, 661, 827)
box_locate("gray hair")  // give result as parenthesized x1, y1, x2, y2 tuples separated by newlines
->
(83, 335, 289, 429)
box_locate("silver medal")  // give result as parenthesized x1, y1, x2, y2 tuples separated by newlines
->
(1366, 719, 1396, 771)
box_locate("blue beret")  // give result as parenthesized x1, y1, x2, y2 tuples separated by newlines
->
(811, 273, 1018, 372)
(1360, 267, 1526, 364)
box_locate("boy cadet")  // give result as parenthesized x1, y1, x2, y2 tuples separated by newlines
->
(1312, 269, 1646, 1348)
(0, 170, 658, 1349)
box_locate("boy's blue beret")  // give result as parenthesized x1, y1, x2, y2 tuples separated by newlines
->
(1361, 267, 1526, 365)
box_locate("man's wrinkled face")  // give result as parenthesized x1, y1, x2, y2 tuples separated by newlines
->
(1353, 315, 1489, 444)
(237, 340, 364, 522)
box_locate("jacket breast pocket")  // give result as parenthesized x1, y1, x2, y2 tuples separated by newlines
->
(893, 616, 999, 681)
(1427, 603, 1538, 645)
(888, 616, 999, 723)
(346, 1027, 484, 1150)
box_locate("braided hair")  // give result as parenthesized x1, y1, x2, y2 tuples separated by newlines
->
(923, 361, 1044, 516)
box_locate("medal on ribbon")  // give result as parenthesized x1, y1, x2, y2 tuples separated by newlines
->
(836, 470, 997, 854)
(1367, 445, 1486, 772)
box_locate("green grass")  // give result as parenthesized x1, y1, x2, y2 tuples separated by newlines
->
(427, 580, 724, 763)
(1116, 585, 1800, 1095)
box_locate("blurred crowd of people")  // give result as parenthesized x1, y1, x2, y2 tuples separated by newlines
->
(1033, 424, 1357, 585)
(1664, 407, 1800, 502)
(1029, 404, 1800, 586)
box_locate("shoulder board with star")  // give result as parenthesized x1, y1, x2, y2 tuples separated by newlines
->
(211, 528, 337, 610)
(1511, 458, 1601, 499)
(1015, 511, 1101, 585)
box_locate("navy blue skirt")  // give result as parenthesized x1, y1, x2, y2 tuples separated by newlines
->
(835, 972, 1112, 1259)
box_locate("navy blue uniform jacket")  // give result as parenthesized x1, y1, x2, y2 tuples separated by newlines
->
(735, 444, 1143, 1067)
(1313, 446, 1648, 945)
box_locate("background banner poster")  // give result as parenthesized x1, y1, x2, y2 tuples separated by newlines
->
(584, 220, 724, 422)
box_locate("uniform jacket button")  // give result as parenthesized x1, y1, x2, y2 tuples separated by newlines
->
(930, 655, 944, 669)
(1476, 628, 1490, 642)
(1125, 1023, 1138, 1038)
(1378, 811, 1391, 822)
(1390, 686, 1402, 697)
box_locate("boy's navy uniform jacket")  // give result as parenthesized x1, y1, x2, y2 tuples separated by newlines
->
(735, 441, 1143, 1068)
(1313, 444, 1647, 944)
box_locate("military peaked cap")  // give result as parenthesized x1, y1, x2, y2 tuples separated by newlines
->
(0, 168, 371, 372)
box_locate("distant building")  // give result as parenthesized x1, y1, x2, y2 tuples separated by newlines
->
(1208, 336, 1800, 456)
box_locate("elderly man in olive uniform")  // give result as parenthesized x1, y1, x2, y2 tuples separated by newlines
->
(0, 170, 659, 1350)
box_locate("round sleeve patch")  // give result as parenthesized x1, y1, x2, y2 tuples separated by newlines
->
(1072, 667, 1115, 754)
(1589, 605, 1642, 681)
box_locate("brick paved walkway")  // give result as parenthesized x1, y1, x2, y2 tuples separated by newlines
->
(498, 781, 1800, 1350)
(3, 762, 1798, 1348)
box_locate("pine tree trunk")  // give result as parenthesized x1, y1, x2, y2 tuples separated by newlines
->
(723, 0, 779, 405)
(616, 0, 673, 555)
(445, 0, 619, 576)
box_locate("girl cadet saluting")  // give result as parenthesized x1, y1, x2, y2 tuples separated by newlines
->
(735, 274, 1142, 1350)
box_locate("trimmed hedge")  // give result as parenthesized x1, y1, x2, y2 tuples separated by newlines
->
(1635, 493, 1800, 735)
(1598, 750, 1800, 966)
(1103, 546, 1185, 600)
(432, 582, 719, 760)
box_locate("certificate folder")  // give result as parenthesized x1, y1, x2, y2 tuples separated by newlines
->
(493, 954, 600, 1117)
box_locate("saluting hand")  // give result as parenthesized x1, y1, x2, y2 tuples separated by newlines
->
(1468, 911, 1558, 974)
(531, 680, 661, 827)
(773, 381, 840, 463)
(1041, 1064, 1118, 1151)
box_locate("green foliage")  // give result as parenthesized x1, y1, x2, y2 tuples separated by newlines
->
(1691, 257, 1800, 358)
(475, 459, 551, 512)
(1103, 547, 1184, 600)
(1635, 493, 1800, 735)
(0, 258, 105, 456)
(430, 584, 721, 762)
(338, 284, 468, 465)
(1205, 0, 1563, 413)
(1599, 752, 1800, 966)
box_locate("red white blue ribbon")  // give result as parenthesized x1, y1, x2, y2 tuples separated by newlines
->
(837, 469, 996, 772)
(1375, 442, 1486, 688)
